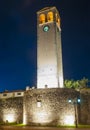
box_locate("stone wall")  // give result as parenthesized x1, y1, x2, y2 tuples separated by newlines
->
(80, 89, 90, 124)
(0, 97, 23, 123)
(23, 88, 80, 126)
(0, 88, 89, 125)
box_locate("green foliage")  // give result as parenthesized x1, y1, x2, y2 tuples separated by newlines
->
(78, 77, 89, 88)
(64, 77, 90, 90)
(64, 79, 74, 88)
(78, 124, 90, 128)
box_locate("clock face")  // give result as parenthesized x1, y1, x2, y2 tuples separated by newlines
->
(43, 25, 49, 32)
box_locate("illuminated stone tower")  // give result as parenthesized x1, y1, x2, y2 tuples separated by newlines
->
(37, 7, 64, 88)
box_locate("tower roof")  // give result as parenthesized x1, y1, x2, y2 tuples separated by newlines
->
(37, 6, 59, 14)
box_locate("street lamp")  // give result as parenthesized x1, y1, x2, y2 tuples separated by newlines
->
(68, 98, 81, 128)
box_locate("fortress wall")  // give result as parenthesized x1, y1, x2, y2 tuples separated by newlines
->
(80, 89, 90, 124)
(0, 88, 89, 125)
(0, 97, 23, 123)
(24, 88, 80, 126)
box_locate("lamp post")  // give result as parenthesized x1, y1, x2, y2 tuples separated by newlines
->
(68, 98, 80, 128)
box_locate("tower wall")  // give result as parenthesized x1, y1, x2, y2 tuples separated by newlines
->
(37, 7, 63, 88)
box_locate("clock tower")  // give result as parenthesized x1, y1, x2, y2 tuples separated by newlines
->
(37, 7, 64, 88)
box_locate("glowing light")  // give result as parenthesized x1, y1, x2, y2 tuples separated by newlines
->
(33, 111, 51, 123)
(47, 12, 53, 22)
(37, 101, 41, 107)
(23, 105, 27, 124)
(64, 115, 74, 125)
(39, 14, 45, 24)
(77, 98, 80, 103)
(3, 109, 16, 123)
(68, 99, 72, 103)
(23, 113, 27, 124)
(57, 18, 60, 26)
(3, 114, 15, 122)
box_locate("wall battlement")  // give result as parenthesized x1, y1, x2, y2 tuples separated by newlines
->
(0, 91, 24, 99)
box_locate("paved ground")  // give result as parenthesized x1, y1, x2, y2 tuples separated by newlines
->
(0, 126, 90, 130)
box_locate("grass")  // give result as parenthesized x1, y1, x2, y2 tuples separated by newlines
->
(0, 122, 26, 126)
(57, 124, 90, 128)
(15, 124, 26, 126)
(58, 125, 75, 128)
(78, 124, 90, 128)
(0, 123, 90, 128)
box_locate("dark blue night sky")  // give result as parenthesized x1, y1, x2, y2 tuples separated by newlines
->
(0, 0, 89, 91)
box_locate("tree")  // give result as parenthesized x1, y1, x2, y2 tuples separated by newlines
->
(78, 77, 90, 89)
(64, 79, 75, 88)
(64, 77, 90, 90)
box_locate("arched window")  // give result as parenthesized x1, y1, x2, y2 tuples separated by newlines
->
(56, 13, 60, 26)
(57, 18, 60, 26)
(56, 13, 58, 22)
(47, 12, 53, 22)
(39, 14, 45, 24)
